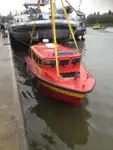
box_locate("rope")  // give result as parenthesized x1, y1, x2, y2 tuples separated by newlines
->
(9, 0, 87, 72)
(13, 54, 33, 69)
(10, 33, 30, 47)
(28, 0, 41, 53)
(50, 0, 59, 77)
(60, 0, 79, 52)
(60, 0, 87, 71)
(13, 54, 26, 62)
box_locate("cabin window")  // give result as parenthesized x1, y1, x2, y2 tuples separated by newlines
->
(44, 60, 56, 66)
(39, 58, 42, 65)
(32, 53, 42, 65)
(60, 71, 80, 78)
(60, 72, 76, 78)
(71, 58, 81, 65)
(36, 57, 42, 65)
(59, 59, 69, 66)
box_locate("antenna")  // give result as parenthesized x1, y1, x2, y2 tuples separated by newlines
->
(65, 0, 85, 17)
(78, 0, 82, 11)
(65, 0, 77, 13)
(53, 0, 57, 13)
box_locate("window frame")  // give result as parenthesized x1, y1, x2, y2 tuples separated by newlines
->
(36, 57, 43, 65)
(59, 58, 70, 66)
(71, 57, 81, 65)
(32, 52, 43, 66)
(44, 59, 56, 67)
(32, 52, 36, 60)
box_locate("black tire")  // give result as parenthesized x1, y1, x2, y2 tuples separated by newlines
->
(75, 34, 80, 41)
(81, 37, 85, 41)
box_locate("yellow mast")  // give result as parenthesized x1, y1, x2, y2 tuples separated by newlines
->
(50, 0, 59, 77)
(29, 0, 41, 54)
(61, 0, 87, 71)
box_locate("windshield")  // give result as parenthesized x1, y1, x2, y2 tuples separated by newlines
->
(71, 58, 81, 65)
(44, 60, 56, 66)
(59, 59, 70, 66)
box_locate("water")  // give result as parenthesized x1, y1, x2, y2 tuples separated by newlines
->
(13, 28, 113, 150)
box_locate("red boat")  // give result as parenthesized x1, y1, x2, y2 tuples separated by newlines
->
(25, 42, 95, 106)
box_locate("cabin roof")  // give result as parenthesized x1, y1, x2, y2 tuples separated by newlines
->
(31, 43, 81, 59)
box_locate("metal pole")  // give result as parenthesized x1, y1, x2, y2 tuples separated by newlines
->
(50, 0, 59, 77)
(78, 0, 82, 11)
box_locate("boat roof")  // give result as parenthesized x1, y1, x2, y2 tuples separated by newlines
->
(31, 43, 81, 59)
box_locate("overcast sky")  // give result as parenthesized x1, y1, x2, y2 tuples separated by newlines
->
(0, 0, 113, 15)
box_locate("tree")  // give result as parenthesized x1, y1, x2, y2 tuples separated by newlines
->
(108, 10, 113, 15)
(7, 11, 13, 21)
(97, 11, 100, 15)
(93, 12, 96, 15)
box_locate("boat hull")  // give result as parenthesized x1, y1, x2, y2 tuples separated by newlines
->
(9, 28, 70, 43)
(9, 20, 76, 44)
(75, 27, 86, 37)
(39, 80, 85, 106)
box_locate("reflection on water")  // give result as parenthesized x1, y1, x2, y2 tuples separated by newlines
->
(30, 91, 91, 148)
(27, 92, 91, 150)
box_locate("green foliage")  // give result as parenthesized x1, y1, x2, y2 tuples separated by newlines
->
(86, 10, 113, 25)
(0, 11, 13, 23)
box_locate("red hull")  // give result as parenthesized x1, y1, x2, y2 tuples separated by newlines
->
(40, 83, 84, 106)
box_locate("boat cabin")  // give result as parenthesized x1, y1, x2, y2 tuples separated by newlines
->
(30, 43, 81, 78)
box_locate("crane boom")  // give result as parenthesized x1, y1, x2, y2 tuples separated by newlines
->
(65, 0, 85, 17)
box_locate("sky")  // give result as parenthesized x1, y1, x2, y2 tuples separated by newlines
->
(0, 0, 113, 16)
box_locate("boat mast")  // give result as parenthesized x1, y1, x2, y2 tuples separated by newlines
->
(50, 0, 59, 77)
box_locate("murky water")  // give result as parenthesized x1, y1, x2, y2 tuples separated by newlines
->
(13, 28, 113, 150)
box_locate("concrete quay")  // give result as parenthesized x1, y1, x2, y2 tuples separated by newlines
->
(0, 36, 28, 150)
